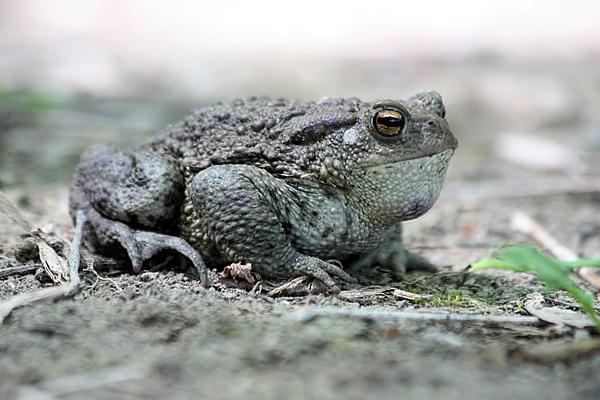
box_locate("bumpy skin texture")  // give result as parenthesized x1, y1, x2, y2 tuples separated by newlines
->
(69, 92, 457, 292)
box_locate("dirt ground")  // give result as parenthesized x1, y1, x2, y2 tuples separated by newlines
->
(2, 189, 600, 400)
(1, 58, 600, 400)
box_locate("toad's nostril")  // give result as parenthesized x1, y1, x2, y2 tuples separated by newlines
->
(427, 120, 436, 127)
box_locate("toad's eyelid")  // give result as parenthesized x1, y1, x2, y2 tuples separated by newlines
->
(371, 100, 405, 110)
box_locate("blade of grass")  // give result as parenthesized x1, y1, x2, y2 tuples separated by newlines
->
(470, 245, 600, 329)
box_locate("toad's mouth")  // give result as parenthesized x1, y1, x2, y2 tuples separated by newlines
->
(363, 149, 454, 170)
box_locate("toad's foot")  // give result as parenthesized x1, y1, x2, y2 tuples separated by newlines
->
(290, 254, 357, 294)
(84, 208, 208, 286)
(351, 245, 437, 280)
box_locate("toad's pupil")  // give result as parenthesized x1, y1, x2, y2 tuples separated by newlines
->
(379, 116, 402, 127)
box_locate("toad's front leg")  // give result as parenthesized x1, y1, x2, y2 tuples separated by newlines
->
(349, 226, 437, 280)
(189, 164, 356, 293)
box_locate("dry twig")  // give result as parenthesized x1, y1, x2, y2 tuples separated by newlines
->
(392, 289, 431, 301)
(337, 287, 430, 302)
(267, 276, 328, 297)
(249, 280, 263, 296)
(83, 261, 122, 292)
(0, 264, 38, 278)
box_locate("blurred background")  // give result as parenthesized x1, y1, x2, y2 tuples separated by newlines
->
(0, 0, 599, 189)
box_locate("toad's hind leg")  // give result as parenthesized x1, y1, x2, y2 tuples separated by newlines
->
(69, 145, 208, 285)
(189, 164, 356, 293)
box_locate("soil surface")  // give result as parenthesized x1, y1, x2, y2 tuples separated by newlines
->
(1, 186, 599, 400)
(1, 58, 600, 400)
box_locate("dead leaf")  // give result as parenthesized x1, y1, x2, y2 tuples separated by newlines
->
(220, 262, 257, 284)
(37, 240, 70, 283)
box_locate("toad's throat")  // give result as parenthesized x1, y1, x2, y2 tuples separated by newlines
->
(351, 149, 454, 223)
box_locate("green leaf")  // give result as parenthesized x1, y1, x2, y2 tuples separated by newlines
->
(471, 245, 600, 329)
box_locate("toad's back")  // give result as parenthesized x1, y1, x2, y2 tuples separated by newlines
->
(146, 96, 366, 179)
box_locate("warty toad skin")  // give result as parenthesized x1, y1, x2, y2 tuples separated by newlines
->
(69, 92, 457, 293)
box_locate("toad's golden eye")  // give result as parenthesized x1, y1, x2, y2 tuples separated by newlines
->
(372, 109, 405, 137)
